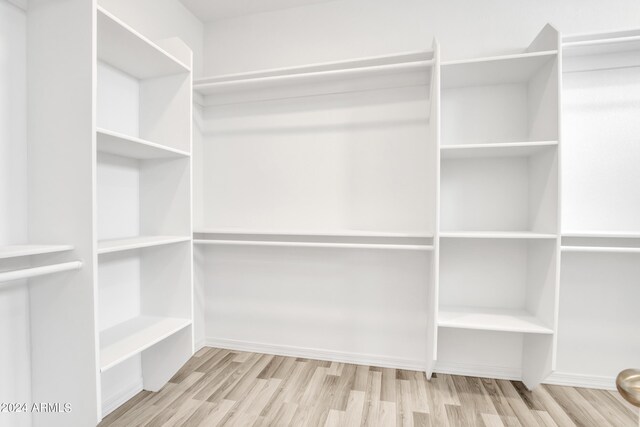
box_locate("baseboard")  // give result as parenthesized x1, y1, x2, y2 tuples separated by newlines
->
(195, 338, 207, 353)
(205, 337, 426, 372)
(434, 361, 522, 381)
(544, 372, 615, 390)
(101, 378, 144, 418)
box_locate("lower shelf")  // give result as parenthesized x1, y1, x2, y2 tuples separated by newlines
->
(100, 316, 192, 372)
(438, 306, 554, 334)
(0, 244, 74, 259)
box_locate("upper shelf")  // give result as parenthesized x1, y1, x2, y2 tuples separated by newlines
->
(98, 236, 191, 255)
(563, 29, 640, 57)
(441, 50, 557, 89)
(441, 141, 558, 159)
(193, 50, 434, 102)
(97, 128, 190, 160)
(194, 228, 432, 238)
(97, 6, 190, 79)
(0, 244, 74, 260)
(440, 231, 557, 239)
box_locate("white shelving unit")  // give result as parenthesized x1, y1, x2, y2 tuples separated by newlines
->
(434, 25, 561, 389)
(551, 29, 640, 390)
(95, 6, 194, 420)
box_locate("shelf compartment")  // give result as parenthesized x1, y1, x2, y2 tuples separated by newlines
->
(440, 232, 557, 239)
(440, 141, 557, 159)
(438, 306, 553, 334)
(0, 244, 73, 260)
(100, 316, 192, 372)
(97, 128, 189, 160)
(98, 236, 191, 255)
(441, 50, 557, 88)
(97, 6, 189, 79)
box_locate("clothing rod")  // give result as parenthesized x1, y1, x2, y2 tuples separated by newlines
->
(195, 60, 433, 90)
(564, 35, 640, 49)
(194, 239, 433, 251)
(0, 261, 83, 284)
(561, 246, 640, 253)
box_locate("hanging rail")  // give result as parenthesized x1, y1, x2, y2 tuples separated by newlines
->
(0, 261, 83, 284)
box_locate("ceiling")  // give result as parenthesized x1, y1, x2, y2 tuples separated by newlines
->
(180, 0, 340, 22)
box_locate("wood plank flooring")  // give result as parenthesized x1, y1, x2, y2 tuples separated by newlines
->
(100, 347, 639, 426)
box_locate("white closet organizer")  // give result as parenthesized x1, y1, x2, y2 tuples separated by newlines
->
(96, 6, 194, 419)
(19, 2, 195, 424)
(193, 45, 439, 372)
(434, 25, 561, 389)
(550, 29, 640, 389)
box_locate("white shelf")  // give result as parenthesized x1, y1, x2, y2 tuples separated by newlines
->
(439, 231, 557, 239)
(438, 306, 554, 334)
(562, 231, 640, 239)
(100, 316, 192, 372)
(97, 128, 189, 160)
(441, 50, 557, 88)
(0, 244, 73, 260)
(441, 141, 558, 159)
(98, 236, 191, 255)
(97, 6, 189, 79)
(193, 50, 433, 96)
(561, 246, 640, 254)
(194, 239, 433, 251)
(194, 228, 433, 238)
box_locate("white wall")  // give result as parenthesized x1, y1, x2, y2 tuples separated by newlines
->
(203, 0, 640, 75)
(0, 1, 31, 426)
(98, 0, 204, 77)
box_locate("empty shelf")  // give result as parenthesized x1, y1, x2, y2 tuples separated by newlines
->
(98, 6, 189, 79)
(561, 246, 640, 254)
(562, 231, 640, 239)
(442, 50, 557, 88)
(194, 239, 433, 251)
(100, 316, 192, 371)
(194, 229, 432, 238)
(440, 231, 557, 239)
(97, 129, 189, 159)
(438, 306, 554, 334)
(0, 244, 73, 260)
(441, 141, 558, 159)
(98, 236, 191, 254)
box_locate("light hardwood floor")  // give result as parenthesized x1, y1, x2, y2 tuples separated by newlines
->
(100, 347, 639, 426)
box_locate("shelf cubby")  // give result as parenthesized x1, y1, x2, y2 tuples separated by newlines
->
(441, 49, 558, 146)
(97, 7, 191, 154)
(440, 148, 558, 234)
